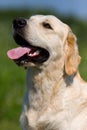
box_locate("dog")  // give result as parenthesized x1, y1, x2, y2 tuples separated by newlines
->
(7, 15, 87, 130)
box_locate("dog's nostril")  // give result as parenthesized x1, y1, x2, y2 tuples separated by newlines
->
(13, 18, 27, 29)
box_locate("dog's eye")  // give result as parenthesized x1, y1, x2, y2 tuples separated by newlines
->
(42, 22, 53, 30)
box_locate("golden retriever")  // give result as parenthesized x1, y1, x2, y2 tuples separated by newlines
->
(7, 15, 87, 130)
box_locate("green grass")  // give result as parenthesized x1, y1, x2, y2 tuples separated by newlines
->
(0, 10, 87, 130)
(0, 14, 26, 130)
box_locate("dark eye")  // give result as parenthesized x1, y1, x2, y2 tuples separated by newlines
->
(42, 22, 53, 30)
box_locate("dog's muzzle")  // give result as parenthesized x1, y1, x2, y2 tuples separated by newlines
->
(7, 17, 49, 66)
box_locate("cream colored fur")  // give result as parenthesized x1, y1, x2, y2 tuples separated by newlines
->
(19, 15, 87, 130)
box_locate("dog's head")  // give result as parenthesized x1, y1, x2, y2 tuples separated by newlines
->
(7, 15, 80, 75)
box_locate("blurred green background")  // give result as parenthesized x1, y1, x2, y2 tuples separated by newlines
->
(0, 8, 87, 130)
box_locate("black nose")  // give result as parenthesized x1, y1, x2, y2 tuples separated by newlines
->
(13, 18, 27, 29)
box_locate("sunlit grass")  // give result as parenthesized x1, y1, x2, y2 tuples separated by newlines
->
(0, 120, 20, 130)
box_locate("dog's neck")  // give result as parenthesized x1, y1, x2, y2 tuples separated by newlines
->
(26, 58, 69, 110)
(26, 58, 65, 90)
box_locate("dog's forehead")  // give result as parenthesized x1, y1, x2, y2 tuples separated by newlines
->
(29, 15, 63, 24)
(27, 15, 70, 43)
(28, 15, 69, 33)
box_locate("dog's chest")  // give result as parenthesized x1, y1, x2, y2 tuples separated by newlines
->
(20, 110, 51, 130)
(20, 111, 61, 130)
(20, 105, 73, 130)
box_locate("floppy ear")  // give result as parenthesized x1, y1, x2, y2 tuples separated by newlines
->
(65, 31, 81, 75)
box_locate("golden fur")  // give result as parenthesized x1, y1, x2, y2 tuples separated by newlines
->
(13, 15, 87, 130)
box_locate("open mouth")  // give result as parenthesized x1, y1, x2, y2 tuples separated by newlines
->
(7, 33, 49, 66)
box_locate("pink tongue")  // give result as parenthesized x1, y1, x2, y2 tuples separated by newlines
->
(7, 47, 30, 60)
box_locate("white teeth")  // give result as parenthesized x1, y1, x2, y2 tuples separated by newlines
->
(21, 61, 25, 64)
(24, 61, 28, 64)
(29, 50, 40, 57)
(35, 50, 40, 55)
(21, 60, 28, 64)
